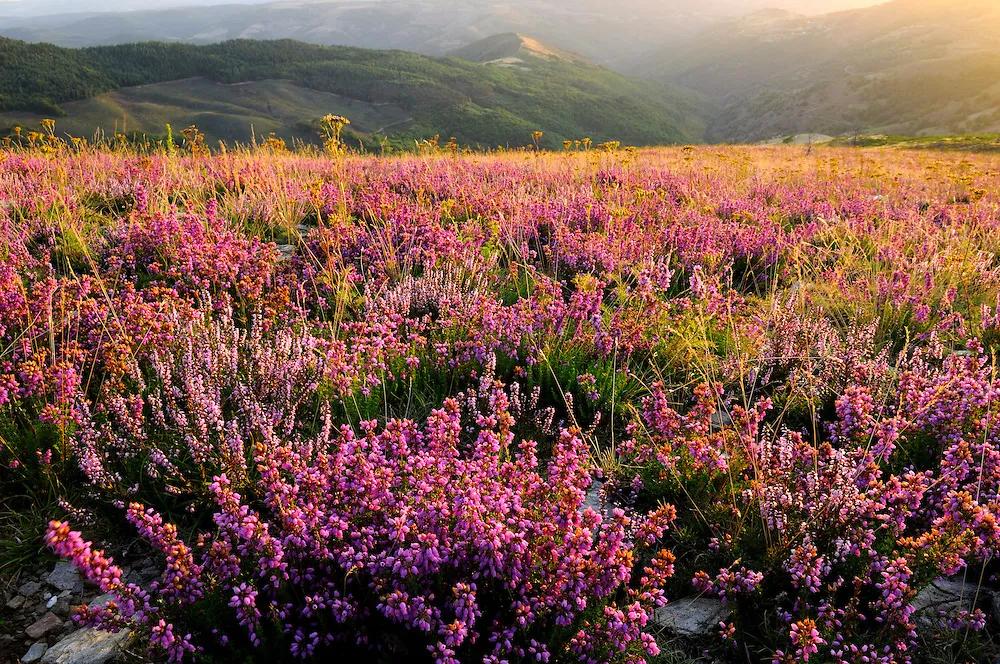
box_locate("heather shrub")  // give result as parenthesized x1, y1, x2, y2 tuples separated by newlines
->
(608, 333, 1000, 663)
(4, 145, 1000, 664)
(46, 307, 674, 662)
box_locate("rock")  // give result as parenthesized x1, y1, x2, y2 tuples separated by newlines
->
(276, 244, 296, 261)
(45, 563, 81, 593)
(912, 579, 986, 627)
(138, 562, 159, 580)
(19, 581, 42, 596)
(22, 641, 48, 663)
(653, 597, 729, 637)
(41, 627, 133, 664)
(5, 595, 26, 610)
(46, 595, 57, 609)
(25, 613, 63, 639)
(123, 569, 144, 586)
(88, 593, 117, 610)
(583, 479, 604, 515)
(710, 409, 732, 430)
(53, 600, 71, 617)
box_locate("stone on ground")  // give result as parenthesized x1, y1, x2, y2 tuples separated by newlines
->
(583, 479, 604, 515)
(653, 597, 729, 637)
(87, 593, 118, 610)
(912, 579, 987, 627)
(25, 612, 63, 639)
(22, 641, 49, 664)
(41, 628, 133, 664)
(45, 562, 82, 593)
(19, 581, 42, 596)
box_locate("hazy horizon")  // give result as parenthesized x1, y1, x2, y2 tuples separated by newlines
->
(0, 0, 889, 20)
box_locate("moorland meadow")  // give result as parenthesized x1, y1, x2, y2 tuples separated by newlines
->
(2, 138, 1000, 663)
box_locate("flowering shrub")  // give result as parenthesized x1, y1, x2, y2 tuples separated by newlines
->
(3, 144, 1000, 663)
(37, 301, 671, 661)
(611, 334, 1000, 663)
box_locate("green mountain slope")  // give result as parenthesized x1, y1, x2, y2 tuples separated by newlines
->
(0, 37, 708, 148)
(0, 78, 411, 147)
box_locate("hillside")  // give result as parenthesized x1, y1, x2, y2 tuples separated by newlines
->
(0, 0, 888, 70)
(0, 78, 411, 147)
(825, 133, 1000, 152)
(0, 37, 708, 148)
(638, 0, 1000, 141)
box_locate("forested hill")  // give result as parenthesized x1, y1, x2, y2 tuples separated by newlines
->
(0, 37, 707, 148)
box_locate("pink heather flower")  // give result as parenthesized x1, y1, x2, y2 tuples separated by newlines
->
(789, 619, 825, 661)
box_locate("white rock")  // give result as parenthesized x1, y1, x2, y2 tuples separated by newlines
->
(41, 628, 133, 664)
(653, 597, 729, 637)
(46, 596, 57, 609)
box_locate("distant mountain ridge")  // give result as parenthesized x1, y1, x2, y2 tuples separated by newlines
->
(8, 0, 992, 144)
(0, 0, 889, 69)
(639, 0, 1000, 141)
(0, 36, 708, 148)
